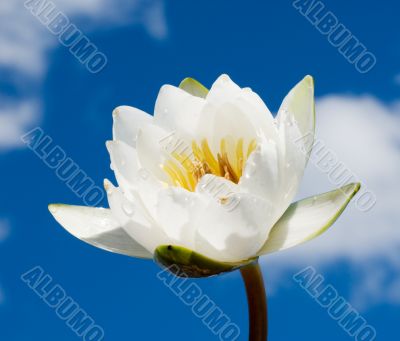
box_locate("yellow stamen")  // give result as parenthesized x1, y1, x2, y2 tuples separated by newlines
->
(247, 139, 257, 158)
(236, 138, 244, 175)
(201, 139, 220, 175)
(164, 160, 190, 190)
(171, 152, 196, 190)
(161, 137, 257, 191)
(191, 141, 204, 161)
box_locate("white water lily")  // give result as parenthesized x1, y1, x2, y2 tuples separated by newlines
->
(49, 75, 360, 266)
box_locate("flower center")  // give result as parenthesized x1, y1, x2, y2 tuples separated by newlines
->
(160, 138, 257, 191)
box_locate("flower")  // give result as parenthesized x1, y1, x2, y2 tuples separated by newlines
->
(49, 75, 360, 276)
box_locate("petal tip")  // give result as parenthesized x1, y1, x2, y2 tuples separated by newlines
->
(345, 182, 361, 197)
(303, 75, 314, 86)
(103, 178, 113, 191)
(179, 77, 194, 86)
(159, 84, 176, 95)
(48, 203, 59, 215)
(112, 107, 119, 118)
(217, 73, 231, 83)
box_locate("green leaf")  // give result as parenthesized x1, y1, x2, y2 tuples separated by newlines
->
(154, 245, 257, 278)
(179, 78, 209, 98)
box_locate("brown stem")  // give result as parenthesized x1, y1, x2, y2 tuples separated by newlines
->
(240, 261, 268, 341)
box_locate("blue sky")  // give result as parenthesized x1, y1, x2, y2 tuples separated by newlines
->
(1, 0, 399, 340)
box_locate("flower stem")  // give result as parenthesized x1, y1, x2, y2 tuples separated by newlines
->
(240, 261, 268, 341)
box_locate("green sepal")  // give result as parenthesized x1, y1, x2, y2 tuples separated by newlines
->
(154, 245, 257, 278)
(179, 78, 209, 98)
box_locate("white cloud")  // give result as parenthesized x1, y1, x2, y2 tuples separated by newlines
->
(0, 0, 167, 151)
(0, 1, 53, 77)
(55, 0, 168, 40)
(264, 95, 400, 310)
(0, 97, 40, 150)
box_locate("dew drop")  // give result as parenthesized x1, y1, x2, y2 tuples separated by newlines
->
(245, 164, 257, 177)
(138, 168, 149, 180)
(122, 201, 135, 216)
(100, 219, 111, 228)
(281, 107, 288, 115)
(110, 163, 114, 171)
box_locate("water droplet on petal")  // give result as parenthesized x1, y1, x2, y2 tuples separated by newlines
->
(200, 182, 208, 191)
(245, 161, 257, 178)
(49, 205, 58, 214)
(110, 163, 114, 171)
(138, 168, 149, 180)
(100, 219, 111, 228)
(122, 201, 135, 216)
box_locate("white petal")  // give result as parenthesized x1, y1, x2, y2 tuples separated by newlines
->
(239, 137, 280, 198)
(257, 183, 360, 255)
(136, 123, 171, 181)
(106, 140, 165, 217)
(112, 106, 152, 148)
(236, 88, 278, 141)
(107, 140, 139, 190)
(196, 174, 238, 201)
(48, 204, 152, 259)
(205, 74, 278, 141)
(105, 180, 169, 253)
(155, 187, 206, 250)
(193, 175, 276, 262)
(154, 85, 205, 137)
(206, 74, 242, 104)
(195, 101, 259, 153)
(239, 137, 286, 223)
(273, 76, 316, 213)
(276, 75, 315, 158)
